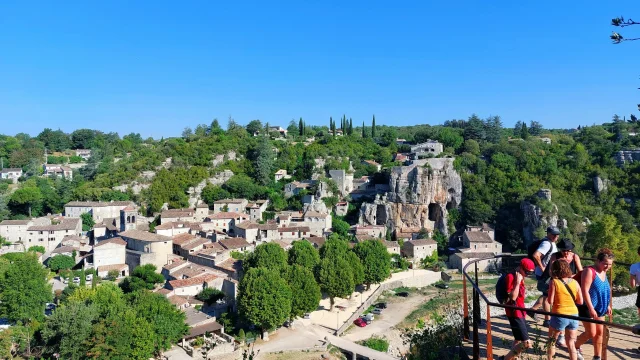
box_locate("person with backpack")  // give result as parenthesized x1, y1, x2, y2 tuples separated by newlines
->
(528, 226, 561, 326)
(497, 258, 536, 360)
(546, 259, 583, 360)
(574, 248, 614, 360)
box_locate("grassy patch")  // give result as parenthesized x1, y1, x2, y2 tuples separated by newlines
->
(393, 286, 413, 293)
(400, 293, 462, 328)
(360, 336, 389, 352)
(612, 307, 639, 326)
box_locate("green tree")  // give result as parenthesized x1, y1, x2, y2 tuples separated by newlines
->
(196, 288, 226, 305)
(353, 240, 391, 289)
(244, 242, 288, 273)
(119, 264, 165, 293)
(319, 254, 353, 311)
(0, 253, 52, 323)
(520, 122, 529, 139)
(201, 184, 231, 204)
(346, 250, 365, 286)
(299, 118, 304, 136)
(210, 118, 224, 136)
(288, 240, 320, 270)
(371, 115, 376, 138)
(287, 265, 321, 319)
(254, 137, 274, 185)
(362, 121, 366, 138)
(349, 118, 353, 135)
(28, 245, 46, 253)
(48, 254, 76, 272)
(41, 301, 99, 360)
(70, 129, 97, 149)
(126, 290, 189, 351)
(529, 120, 544, 136)
(9, 187, 42, 217)
(332, 217, 350, 236)
(464, 114, 485, 141)
(80, 212, 95, 232)
(246, 120, 263, 135)
(238, 267, 292, 333)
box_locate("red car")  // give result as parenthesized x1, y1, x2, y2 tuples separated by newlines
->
(354, 318, 367, 327)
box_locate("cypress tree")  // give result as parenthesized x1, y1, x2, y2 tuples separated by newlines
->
(362, 121, 366, 138)
(371, 115, 376, 138)
(349, 118, 353, 135)
(299, 118, 304, 136)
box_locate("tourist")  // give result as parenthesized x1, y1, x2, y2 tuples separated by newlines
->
(630, 246, 640, 317)
(546, 260, 583, 360)
(574, 248, 614, 360)
(550, 238, 583, 275)
(529, 226, 561, 326)
(547, 238, 583, 347)
(498, 258, 536, 360)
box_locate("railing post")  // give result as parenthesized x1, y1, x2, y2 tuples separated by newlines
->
(486, 305, 493, 360)
(609, 265, 614, 322)
(472, 262, 480, 360)
(463, 274, 469, 340)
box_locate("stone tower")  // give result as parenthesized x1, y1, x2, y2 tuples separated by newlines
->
(120, 206, 137, 232)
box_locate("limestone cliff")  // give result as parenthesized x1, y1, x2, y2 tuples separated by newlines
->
(520, 189, 559, 246)
(359, 158, 462, 235)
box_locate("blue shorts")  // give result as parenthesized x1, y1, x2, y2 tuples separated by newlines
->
(550, 314, 579, 331)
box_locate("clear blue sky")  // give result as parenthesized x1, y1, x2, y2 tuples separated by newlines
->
(1, 1, 639, 138)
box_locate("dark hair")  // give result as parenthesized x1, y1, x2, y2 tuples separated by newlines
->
(596, 248, 615, 261)
(551, 260, 573, 279)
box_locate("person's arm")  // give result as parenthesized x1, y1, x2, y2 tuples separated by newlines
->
(574, 254, 583, 272)
(582, 268, 597, 318)
(509, 273, 523, 301)
(630, 266, 637, 288)
(546, 279, 555, 307)
(533, 242, 550, 272)
(574, 281, 583, 305)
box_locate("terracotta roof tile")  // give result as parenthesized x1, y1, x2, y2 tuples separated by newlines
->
(168, 273, 219, 289)
(219, 237, 251, 250)
(94, 237, 127, 247)
(120, 229, 172, 242)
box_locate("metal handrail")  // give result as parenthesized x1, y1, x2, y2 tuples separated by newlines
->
(461, 253, 638, 360)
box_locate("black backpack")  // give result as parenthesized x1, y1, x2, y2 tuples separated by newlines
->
(495, 273, 509, 304)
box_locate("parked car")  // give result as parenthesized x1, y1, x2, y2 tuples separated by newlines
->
(435, 282, 449, 289)
(372, 308, 383, 315)
(72, 277, 80, 284)
(62, 277, 68, 284)
(354, 318, 367, 327)
(45, 303, 56, 311)
(362, 313, 374, 322)
(375, 302, 387, 309)
(303, 313, 311, 319)
(86, 274, 93, 282)
(396, 291, 409, 297)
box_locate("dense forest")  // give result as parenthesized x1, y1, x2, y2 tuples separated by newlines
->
(2, 114, 640, 280)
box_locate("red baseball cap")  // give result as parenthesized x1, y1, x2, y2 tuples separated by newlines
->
(520, 258, 535, 272)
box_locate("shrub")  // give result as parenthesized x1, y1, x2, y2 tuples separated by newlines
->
(362, 337, 389, 352)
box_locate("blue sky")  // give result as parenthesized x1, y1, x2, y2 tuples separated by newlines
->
(1, 1, 639, 138)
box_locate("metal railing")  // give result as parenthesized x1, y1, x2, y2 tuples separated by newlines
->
(462, 253, 637, 360)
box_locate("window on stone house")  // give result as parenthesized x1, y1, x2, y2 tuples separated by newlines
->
(39, 231, 43, 235)
(474, 244, 477, 249)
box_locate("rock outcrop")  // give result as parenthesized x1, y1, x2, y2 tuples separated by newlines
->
(593, 176, 609, 195)
(521, 189, 559, 246)
(615, 150, 640, 165)
(359, 158, 462, 235)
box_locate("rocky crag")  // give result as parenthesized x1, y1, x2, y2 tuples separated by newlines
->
(520, 189, 559, 246)
(359, 158, 462, 235)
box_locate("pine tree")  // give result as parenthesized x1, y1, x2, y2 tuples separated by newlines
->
(298, 118, 304, 136)
(371, 115, 376, 138)
(520, 123, 529, 139)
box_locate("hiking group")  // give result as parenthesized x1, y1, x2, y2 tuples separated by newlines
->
(497, 226, 627, 360)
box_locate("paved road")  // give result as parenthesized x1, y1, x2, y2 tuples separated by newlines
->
(50, 277, 67, 292)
